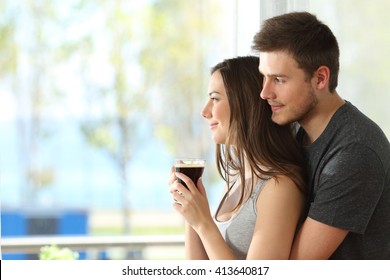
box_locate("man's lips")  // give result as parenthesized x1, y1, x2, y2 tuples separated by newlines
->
(269, 103, 283, 112)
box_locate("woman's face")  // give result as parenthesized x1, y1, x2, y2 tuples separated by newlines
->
(201, 70, 231, 144)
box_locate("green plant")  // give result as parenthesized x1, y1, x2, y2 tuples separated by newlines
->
(39, 244, 79, 260)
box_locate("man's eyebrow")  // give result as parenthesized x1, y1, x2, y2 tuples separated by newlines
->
(266, 73, 288, 77)
(258, 68, 287, 77)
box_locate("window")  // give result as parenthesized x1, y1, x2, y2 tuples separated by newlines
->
(1, 0, 388, 260)
(0, 0, 258, 260)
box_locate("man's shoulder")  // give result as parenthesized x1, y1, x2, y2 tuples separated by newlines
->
(330, 101, 388, 145)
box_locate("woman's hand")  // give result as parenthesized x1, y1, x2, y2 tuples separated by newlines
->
(168, 166, 237, 260)
(168, 167, 213, 232)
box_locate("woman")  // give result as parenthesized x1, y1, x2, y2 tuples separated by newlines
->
(169, 56, 307, 259)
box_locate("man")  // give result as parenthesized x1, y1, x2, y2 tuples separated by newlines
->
(252, 11, 390, 259)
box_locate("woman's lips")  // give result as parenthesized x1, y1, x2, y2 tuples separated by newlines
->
(209, 122, 218, 129)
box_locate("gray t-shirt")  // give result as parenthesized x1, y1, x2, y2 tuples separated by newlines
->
(298, 101, 390, 259)
(214, 180, 266, 259)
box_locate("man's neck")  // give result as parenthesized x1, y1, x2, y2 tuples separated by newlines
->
(300, 92, 345, 144)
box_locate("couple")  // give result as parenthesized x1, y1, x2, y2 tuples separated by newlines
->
(169, 12, 390, 260)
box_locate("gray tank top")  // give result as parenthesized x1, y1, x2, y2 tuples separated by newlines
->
(214, 179, 267, 259)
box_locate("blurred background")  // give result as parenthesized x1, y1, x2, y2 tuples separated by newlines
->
(1, 0, 389, 260)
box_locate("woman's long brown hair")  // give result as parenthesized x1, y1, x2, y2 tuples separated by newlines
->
(212, 56, 307, 212)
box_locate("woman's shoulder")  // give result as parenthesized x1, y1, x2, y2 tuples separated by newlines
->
(264, 174, 298, 189)
(255, 174, 305, 221)
(259, 174, 304, 203)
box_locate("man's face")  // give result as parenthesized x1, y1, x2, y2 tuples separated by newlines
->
(258, 51, 318, 126)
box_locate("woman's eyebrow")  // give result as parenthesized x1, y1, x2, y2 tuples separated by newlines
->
(208, 91, 221, 96)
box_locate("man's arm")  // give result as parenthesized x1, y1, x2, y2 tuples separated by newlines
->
(289, 217, 348, 259)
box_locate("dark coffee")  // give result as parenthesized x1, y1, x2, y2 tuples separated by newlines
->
(175, 165, 205, 189)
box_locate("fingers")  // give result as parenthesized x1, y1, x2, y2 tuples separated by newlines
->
(169, 166, 186, 209)
(168, 166, 177, 186)
(173, 181, 190, 198)
(172, 189, 185, 201)
(196, 177, 207, 196)
(168, 166, 181, 194)
(175, 172, 196, 192)
(169, 168, 206, 214)
(169, 176, 186, 194)
(172, 187, 187, 209)
(172, 200, 182, 212)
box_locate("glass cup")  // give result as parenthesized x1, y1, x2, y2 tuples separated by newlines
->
(174, 158, 206, 189)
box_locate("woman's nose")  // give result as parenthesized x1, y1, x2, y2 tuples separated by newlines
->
(200, 102, 211, 119)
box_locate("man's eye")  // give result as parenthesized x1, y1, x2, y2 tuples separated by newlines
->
(275, 77, 285, 84)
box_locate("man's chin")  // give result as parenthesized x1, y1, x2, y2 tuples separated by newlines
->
(271, 115, 289, 126)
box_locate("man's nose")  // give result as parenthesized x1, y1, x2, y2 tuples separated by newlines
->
(260, 79, 273, 100)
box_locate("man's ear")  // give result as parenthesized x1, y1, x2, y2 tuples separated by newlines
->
(314, 66, 330, 90)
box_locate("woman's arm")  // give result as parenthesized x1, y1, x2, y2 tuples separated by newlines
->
(246, 175, 305, 259)
(168, 167, 209, 260)
(173, 173, 304, 260)
(172, 172, 238, 260)
(184, 222, 209, 259)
